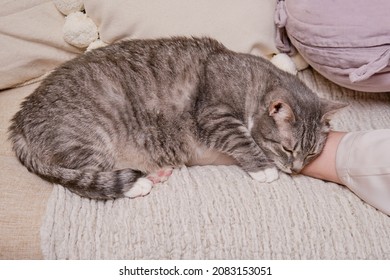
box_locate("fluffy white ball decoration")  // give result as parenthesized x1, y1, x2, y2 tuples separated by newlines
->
(271, 53, 298, 75)
(291, 53, 309, 71)
(53, 0, 84, 15)
(86, 39, 108, 52)
(63, 12, 98, 48)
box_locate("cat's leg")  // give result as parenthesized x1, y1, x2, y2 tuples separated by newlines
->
(124, 178, 153, 198)
(125, 167, 174, 198)
(197, 107, 278, 183)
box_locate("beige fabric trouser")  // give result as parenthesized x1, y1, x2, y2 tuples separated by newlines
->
(336, 129, 390, 216)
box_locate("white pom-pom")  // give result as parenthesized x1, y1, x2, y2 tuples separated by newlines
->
(63, 12, 98, 48)
(53, 0, 84, 15)
(86, 39, 108, 52)
(291, 53, 309, 71)
(271, 53, 298, 75)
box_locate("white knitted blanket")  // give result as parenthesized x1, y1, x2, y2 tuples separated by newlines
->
(41, 70, 390, 259)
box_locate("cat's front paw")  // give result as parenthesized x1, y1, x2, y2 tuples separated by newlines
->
(248, 167, 279, 183)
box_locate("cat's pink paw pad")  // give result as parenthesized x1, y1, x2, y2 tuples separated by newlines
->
(147, 167, 173, 185)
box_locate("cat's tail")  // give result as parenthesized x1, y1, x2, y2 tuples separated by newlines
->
(9, 133, 151, 200)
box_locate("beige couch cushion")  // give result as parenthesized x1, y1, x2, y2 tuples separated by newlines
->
(84, 0, 278, 58)
(0, 83, 52, 259)
(0, 0, 81, 90)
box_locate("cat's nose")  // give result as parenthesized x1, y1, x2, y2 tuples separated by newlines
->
(291, 167, 302, 174)
(291, 161, 303, 174)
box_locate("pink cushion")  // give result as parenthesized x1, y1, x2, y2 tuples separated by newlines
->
(275, 0, 390, 92)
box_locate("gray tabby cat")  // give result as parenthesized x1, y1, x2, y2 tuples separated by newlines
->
(9, 37, 345, 199)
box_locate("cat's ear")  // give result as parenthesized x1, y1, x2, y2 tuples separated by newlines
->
(268, 99, 296, 125)
(320, 99, 348, 124)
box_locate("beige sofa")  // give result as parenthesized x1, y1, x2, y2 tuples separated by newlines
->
(1, 0, 389, 260)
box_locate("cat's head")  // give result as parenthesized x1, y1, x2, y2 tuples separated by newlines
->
(253, 87, 347, 174)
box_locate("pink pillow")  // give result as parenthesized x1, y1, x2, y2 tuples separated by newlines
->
(275, 0, 390, 92)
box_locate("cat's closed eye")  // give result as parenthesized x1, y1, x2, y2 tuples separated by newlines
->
(281, 145, 293, 154)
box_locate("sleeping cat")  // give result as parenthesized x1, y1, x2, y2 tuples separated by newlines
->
(8, 37, 345, 199)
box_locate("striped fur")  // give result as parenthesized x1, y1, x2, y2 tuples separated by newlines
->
(8, 37, 345, 199)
